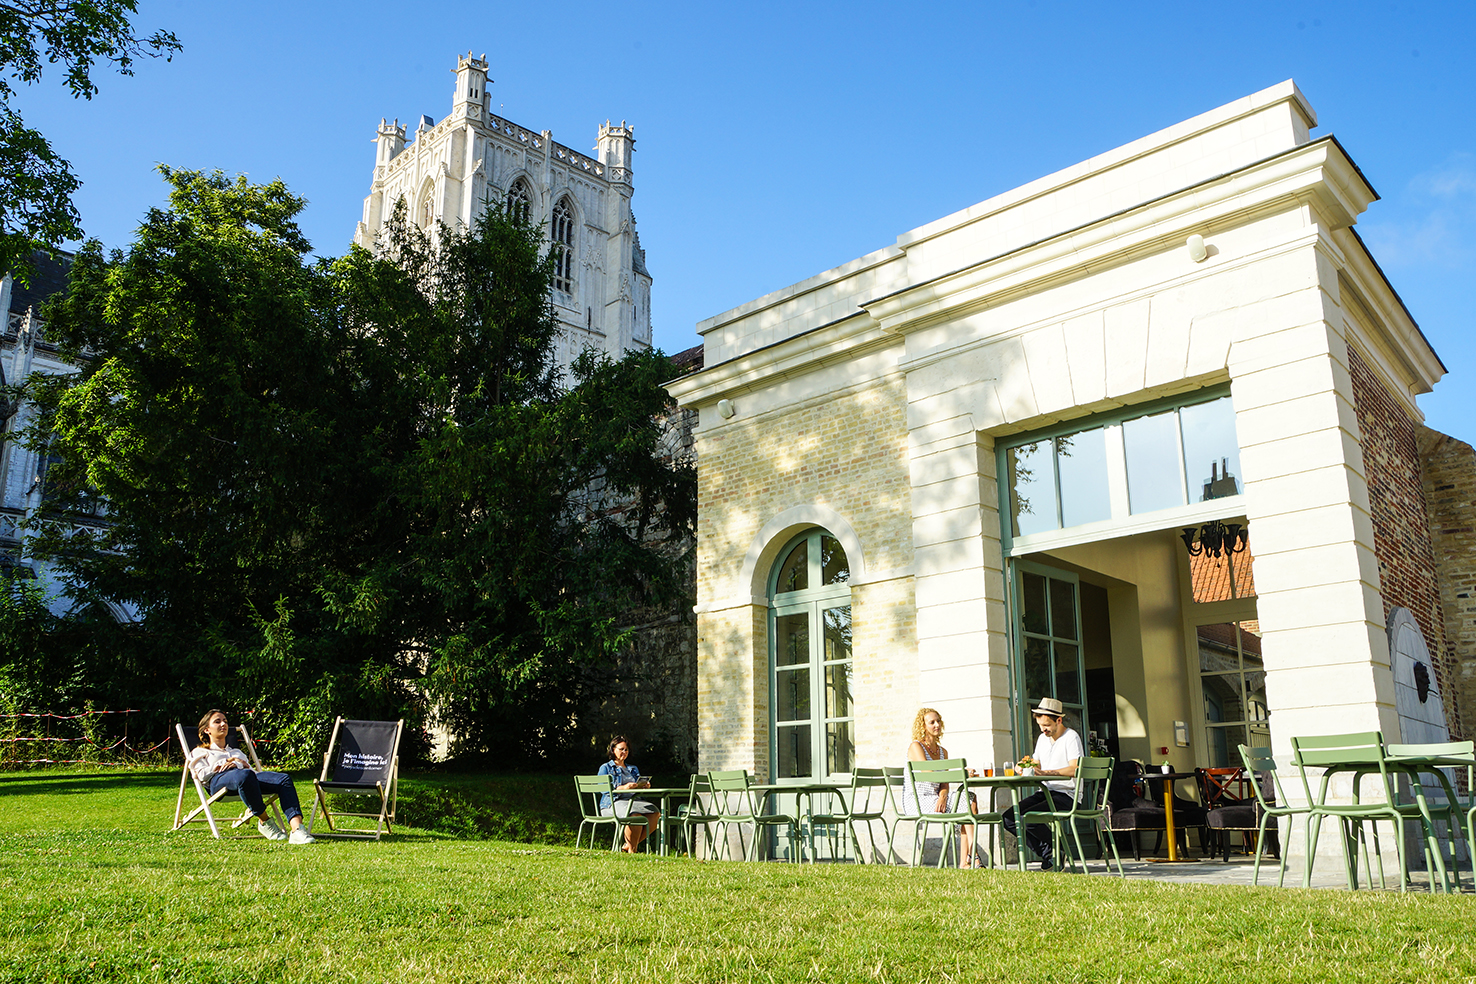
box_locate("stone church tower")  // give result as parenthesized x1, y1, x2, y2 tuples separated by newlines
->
(354, 53, 653, 371)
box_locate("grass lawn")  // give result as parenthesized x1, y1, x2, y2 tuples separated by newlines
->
(2, 769, 1475, 983)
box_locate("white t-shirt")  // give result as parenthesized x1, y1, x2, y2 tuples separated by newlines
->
(1032, 726, 1084, 796)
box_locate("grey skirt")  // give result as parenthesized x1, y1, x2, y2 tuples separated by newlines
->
(601, 799, 657, 818)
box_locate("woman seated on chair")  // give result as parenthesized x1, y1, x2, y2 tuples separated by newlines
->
(597, 735, 661, 853)
(902, 707, 981, 867)
(188, 709, 315, 845)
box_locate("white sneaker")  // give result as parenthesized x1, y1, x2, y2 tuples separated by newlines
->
(257, 818, 288, 841)
(288, 826, 316, 845)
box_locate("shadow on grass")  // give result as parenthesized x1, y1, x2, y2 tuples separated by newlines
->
(0, 771, 182, 796)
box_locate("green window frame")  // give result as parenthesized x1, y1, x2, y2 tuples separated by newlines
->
(768, 529, 853, 782)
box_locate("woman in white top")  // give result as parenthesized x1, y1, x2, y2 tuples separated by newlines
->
(187, 709, 315, 844)
(902, 707, 981, 867)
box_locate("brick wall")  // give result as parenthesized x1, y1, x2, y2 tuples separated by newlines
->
(693, 374, 917, 776)
(1417, 426, 1476, 741)
(1346, 344, 1461, 737)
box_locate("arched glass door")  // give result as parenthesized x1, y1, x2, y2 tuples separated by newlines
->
(769, 529, 852, 781)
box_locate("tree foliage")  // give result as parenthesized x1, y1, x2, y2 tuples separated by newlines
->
(0, 1, 180, 280)
(16, 169, 695, 764)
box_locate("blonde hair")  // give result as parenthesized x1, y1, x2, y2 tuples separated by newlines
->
(911, 707, 943, 745)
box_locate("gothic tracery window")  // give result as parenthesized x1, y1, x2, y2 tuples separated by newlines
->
(551, 197, 574, 296)
(505, 178, 531, 223)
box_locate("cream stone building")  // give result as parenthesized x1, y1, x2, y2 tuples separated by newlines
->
(668, 81, 1460, 849)
(354, 53, 653, 372)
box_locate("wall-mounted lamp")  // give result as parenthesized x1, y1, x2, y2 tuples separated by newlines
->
(1180, 520, 1248, 559)
(1186, 233, 1208, 263)
(717, 398, 736, 419)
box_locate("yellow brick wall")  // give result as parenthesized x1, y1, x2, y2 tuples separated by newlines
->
(694, 375, 917, 776)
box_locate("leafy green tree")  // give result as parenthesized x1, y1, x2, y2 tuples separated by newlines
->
(22, 169, 695, 763)
(1, 1, 180, 281)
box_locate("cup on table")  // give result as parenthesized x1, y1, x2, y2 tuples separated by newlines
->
(1004, 765, 1015, 776)
(984, 767, 993, 777)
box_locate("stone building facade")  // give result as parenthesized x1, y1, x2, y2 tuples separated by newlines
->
(353, 53, 653, 374)
(668, 81, 1466, 862)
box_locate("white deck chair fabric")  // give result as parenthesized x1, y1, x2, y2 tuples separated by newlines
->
(307, 717, 403, 840)
(171, 722, 285, 837)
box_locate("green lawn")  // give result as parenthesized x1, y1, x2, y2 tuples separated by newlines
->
(2, 769, 1474, 983)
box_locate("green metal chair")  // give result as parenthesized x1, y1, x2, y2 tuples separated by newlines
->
(1018, 757, 1123, 876)
(573, 775, 654, 852)
(1385, 740, 1474, 891)
(1290, 731, 1449, 892)
(906, 759, 990, 868)
(707, 769, 801, 862)
(1237, 744, 1310, 888)
(806, 768, 894, 863)
(678, 772, 722, 860)
(883, 766, 913, 865)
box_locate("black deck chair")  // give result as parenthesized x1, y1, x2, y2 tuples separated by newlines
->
(307, 717, 403, 840)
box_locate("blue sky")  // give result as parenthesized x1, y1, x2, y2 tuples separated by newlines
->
(17, 1, 1476, 436)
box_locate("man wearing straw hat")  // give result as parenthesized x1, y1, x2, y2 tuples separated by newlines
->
(1000, 697, 1083, 871)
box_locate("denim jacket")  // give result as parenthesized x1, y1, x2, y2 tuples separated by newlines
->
(596, 761, 642, 810)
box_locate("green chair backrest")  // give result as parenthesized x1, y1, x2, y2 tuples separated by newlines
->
(574, 774, 614, 822)
(1385, 740, 1475, 758)
(707, 769, 759, 818)
(1385, 741, 1475, 804)
(1238, 744, 1292, 810)
(846, 767, 890, 814)
(1075, 756, 1115, 812)
(1290, 731, 1384, 767)
(1289, 731, 1390, 804)
(909, 764, 969, 787)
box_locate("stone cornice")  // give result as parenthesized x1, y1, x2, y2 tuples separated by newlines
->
(862, 137, 1375, 338)
(665, 309, 891, 407)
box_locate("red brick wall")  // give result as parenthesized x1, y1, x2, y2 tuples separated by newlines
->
(1418, 426, 1476, 740)
(1347, 345, 1460, 737)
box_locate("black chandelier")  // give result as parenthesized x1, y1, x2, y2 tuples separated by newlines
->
(1180, 520, 1249, 559)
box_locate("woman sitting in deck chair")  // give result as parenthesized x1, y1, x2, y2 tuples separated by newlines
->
(188, 710, 315, 845)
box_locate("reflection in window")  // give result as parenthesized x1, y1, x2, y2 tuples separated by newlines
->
(1008, 439, 1057, 537)
(1005, 393, 1242, 536)
(1181, 397, 1242, 500)
(1122, 410, 1184, 514)
(1196, 621, 1269, 767)
(1057, 430, 1111, 528)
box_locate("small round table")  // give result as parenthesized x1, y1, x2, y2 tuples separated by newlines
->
(1141, 770, 1200, 863)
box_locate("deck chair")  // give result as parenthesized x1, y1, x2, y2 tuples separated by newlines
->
(171, 722, 285, 837)
(307, 717, 403, 840)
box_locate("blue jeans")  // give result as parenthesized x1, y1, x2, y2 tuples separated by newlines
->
(207, 768, 303, 823)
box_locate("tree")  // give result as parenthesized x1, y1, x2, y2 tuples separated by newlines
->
(21, 169, 695, 763)
(1, 1, 180, 281)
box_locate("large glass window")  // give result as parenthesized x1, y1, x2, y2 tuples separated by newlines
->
(769, 530, 852, 780)
(1005, 391, 1241, 538)
(1007, 429, 1110, 536)
(1196, 621, 1269, 767)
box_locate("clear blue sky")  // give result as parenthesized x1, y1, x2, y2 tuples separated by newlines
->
(18, 1, 1476, 437)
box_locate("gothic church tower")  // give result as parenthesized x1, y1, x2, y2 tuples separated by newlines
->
(355, 53, 653, 370)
